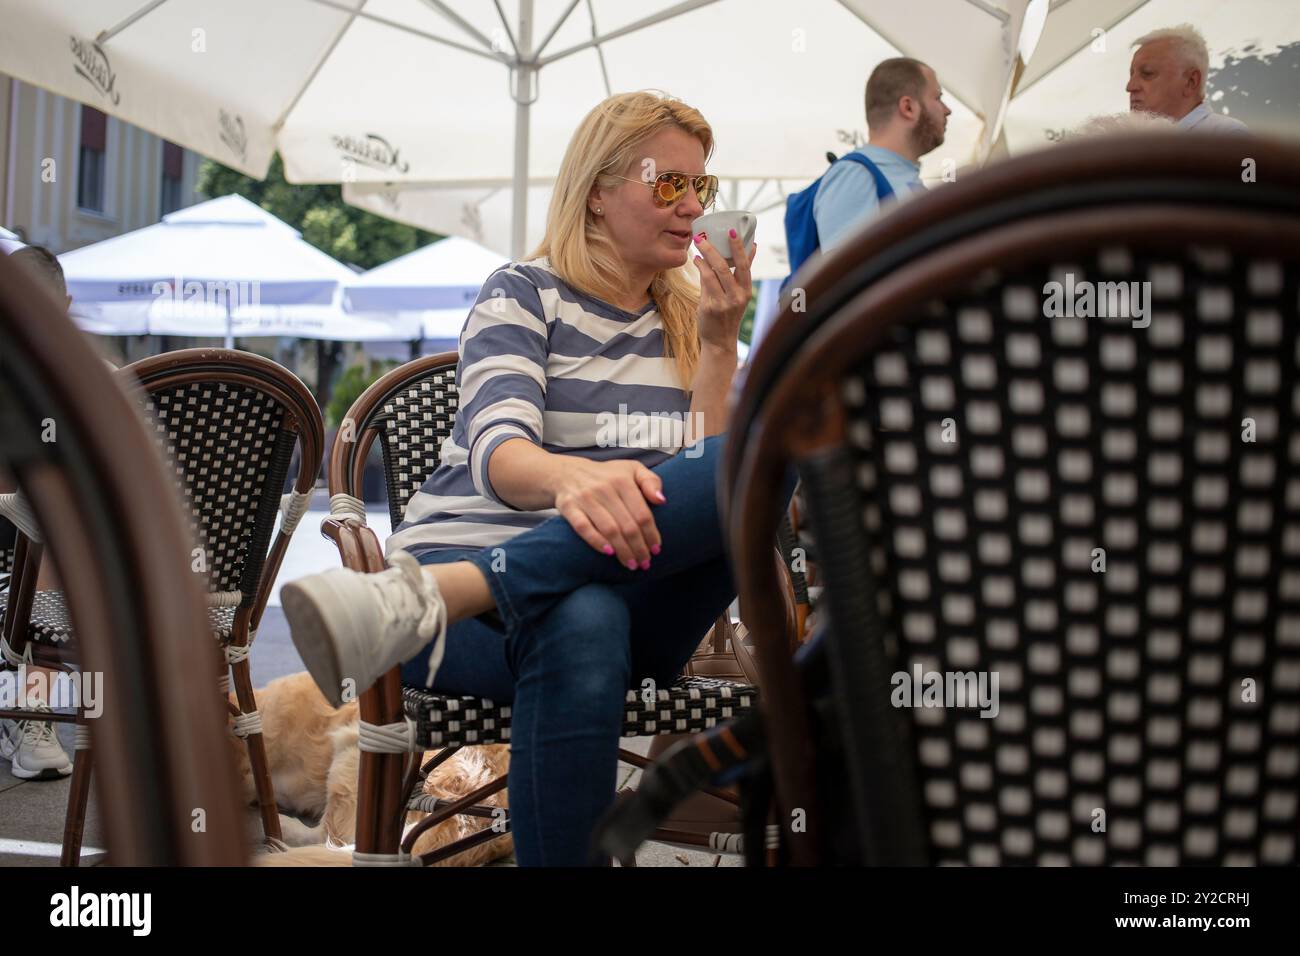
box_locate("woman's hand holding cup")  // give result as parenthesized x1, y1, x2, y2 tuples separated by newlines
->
(692, 213, 756, 354)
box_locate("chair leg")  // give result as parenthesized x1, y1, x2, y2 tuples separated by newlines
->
(229, 657, 282, 843)
(60, 716, 92, 867)
(354, 669, 406, 862)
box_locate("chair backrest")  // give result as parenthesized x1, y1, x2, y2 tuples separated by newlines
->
(123, 350, 324, 608)
(327, 352, 459, 528)
(729, 134, 1300, 866)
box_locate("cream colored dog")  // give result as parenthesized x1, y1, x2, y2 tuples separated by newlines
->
(231, 672, 512, 866)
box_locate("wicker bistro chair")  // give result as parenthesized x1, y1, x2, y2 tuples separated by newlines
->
(0, 348, 324, 864)
(725, 134, 1300, 866)
(0, 253, 245, 864)
(323, 353, 780, 866)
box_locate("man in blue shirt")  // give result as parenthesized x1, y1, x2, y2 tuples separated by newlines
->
(814, 57, 951, 253)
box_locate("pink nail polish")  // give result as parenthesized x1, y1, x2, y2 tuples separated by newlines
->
(603, 545, 615, 556)
(626, 559, 639, 570)
(651, 544, 661, 555)
(639, 559, 651, 570)
(694, 232, 706, 243)
(728, 228, 737, 238)
(655, 490, 667, 503)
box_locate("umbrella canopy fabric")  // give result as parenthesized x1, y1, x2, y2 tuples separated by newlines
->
(345, 235, 507, 312)
(56, 194, 368, 339)
(345, 0, 1299, 272)
(229, 296, 422, 342)
(0, 0, 1042, 256)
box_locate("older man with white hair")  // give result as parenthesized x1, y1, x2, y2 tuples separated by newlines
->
(1127, 24, 1248, 133)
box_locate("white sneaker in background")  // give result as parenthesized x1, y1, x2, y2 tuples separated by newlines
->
(1, 701, 74, 780)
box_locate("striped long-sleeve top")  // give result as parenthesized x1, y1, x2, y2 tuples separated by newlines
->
(387, 257, 693, 558)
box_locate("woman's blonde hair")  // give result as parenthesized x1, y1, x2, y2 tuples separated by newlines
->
(529, 91, 712, 388)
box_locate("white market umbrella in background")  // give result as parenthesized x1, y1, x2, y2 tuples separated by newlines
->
(228, 296, 421, 342)
(0, 0, 1046, 256)
(1004, 0, 1300, 152)
(57, 194, 382, 343)
(345, 235, 508, 348)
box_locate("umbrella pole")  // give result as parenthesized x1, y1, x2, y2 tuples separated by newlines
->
(223, 295, 234, 350)
(510, 0, 534, 261)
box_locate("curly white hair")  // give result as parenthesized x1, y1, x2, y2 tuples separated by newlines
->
(1133, 24, 1211, 95)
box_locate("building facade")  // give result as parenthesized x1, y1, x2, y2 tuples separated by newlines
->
(1, 74, 202, 255)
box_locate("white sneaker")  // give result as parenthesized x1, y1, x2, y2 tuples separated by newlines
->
(1, 701, 74, 780)
(281, 551, 448, 707)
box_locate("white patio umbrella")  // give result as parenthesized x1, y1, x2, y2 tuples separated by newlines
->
(0, 0, 1047, 257)
(345, 235, 508, 346)
(57, 194, 381, 343)
(228, 296, 422, 342)
(1005, 0, 1300, 152)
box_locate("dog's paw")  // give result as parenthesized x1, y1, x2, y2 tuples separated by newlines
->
(278, 814, 326, 847)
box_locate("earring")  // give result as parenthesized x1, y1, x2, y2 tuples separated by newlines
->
(594, 206, 603, 215)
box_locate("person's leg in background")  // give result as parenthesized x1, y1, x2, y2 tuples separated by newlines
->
(0, 527, 74, 778)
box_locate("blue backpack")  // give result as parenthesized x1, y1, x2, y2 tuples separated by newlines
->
(782, 151, 894, 289)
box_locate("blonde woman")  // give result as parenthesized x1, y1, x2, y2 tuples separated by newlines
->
(284, 91, 759, 866)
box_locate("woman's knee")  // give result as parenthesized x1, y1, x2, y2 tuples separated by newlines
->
(510, 584, 631, 693)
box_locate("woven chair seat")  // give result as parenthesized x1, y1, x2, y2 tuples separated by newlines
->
(401, 675, 758, 749)
(0, 589, 239, 649)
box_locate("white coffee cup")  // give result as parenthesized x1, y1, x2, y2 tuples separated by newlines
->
(691, 210, 756, 265)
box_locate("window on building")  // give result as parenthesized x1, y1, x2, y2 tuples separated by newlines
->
(160, 140, 184, 215)
(77, 105, 107, 213)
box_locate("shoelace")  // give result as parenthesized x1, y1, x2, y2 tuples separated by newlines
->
(384, 551, 450, 686)
(19, 705, 57, 750)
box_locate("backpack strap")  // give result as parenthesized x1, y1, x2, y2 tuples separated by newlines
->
(837, 151, 896, 203)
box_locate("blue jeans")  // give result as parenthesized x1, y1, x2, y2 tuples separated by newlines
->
(400, 434, 740, 866)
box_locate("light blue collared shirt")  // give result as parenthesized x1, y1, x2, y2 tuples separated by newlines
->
(1178, 102, 1249, 134)
(813, 145, 925, 253)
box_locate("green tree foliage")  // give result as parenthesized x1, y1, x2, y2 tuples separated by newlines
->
(197, 154, 439, 269)
(325, 361, 398, 429)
